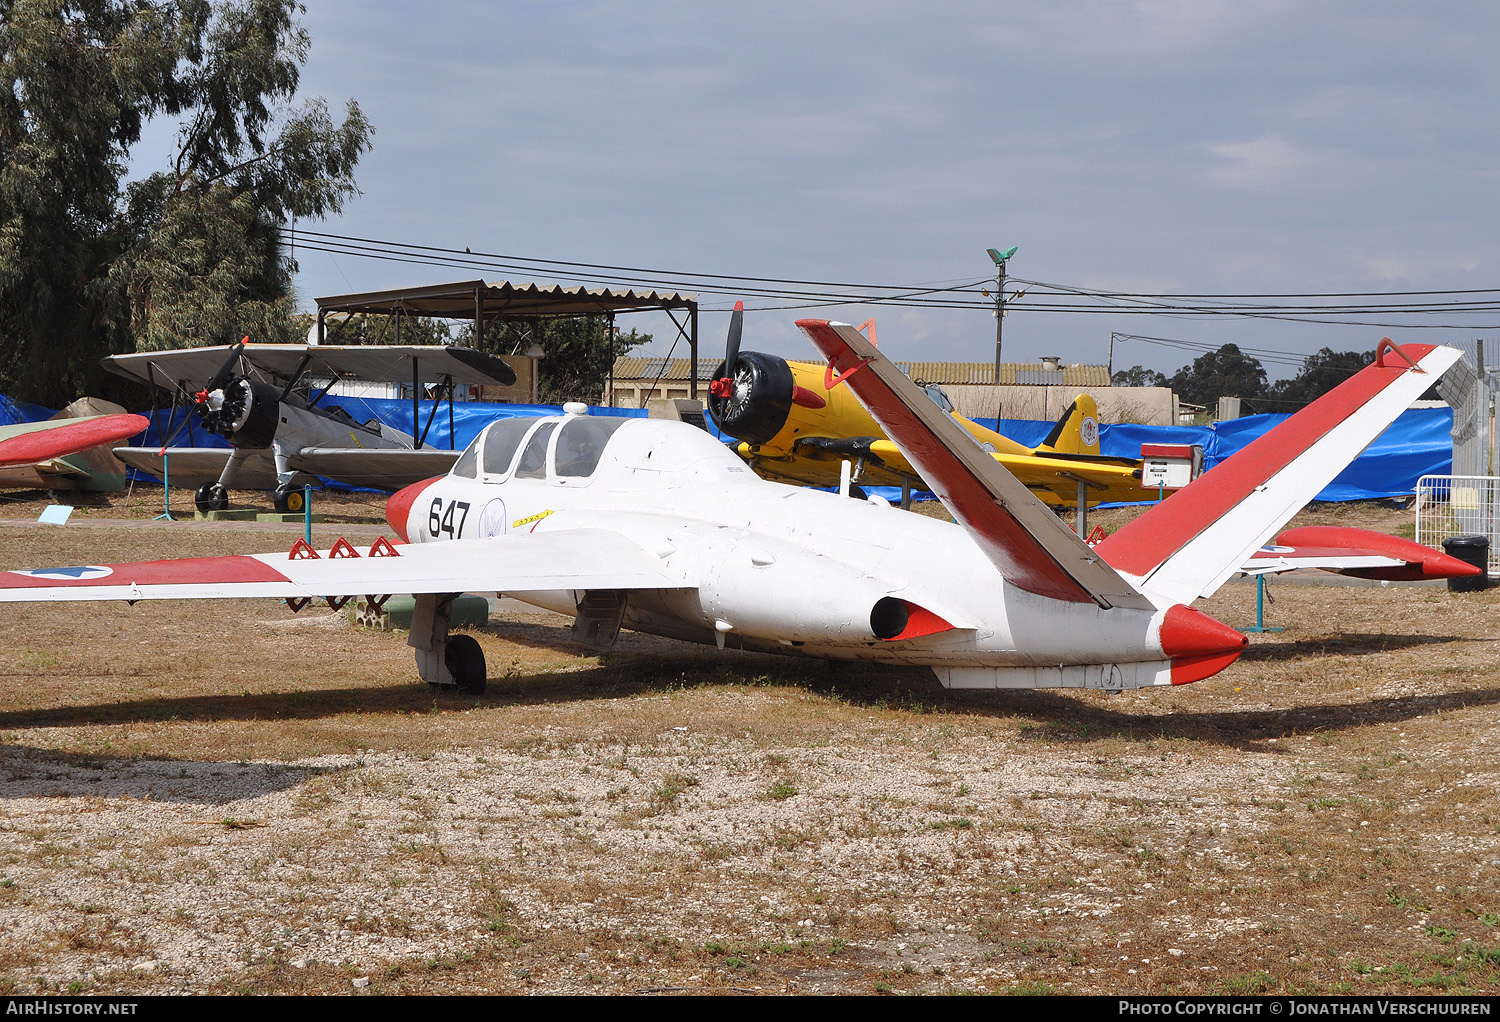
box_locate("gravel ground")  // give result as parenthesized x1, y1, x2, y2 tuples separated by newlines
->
(0, 505, 1492, 995)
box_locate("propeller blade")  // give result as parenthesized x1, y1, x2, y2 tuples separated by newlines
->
(709, 301, 745, 399)
(204, 337, 248, 394)
(725, 301, 744, 373)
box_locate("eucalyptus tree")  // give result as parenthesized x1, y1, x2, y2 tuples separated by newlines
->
(0, 0, 370, 404)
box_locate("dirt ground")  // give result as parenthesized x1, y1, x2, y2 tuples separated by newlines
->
(0, 487, 1493, 996)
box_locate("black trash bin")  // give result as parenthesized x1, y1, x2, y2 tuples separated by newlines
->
(1442, 535, 1492, 592)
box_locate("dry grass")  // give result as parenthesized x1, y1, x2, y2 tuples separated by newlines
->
(0, 493, 1492, 994)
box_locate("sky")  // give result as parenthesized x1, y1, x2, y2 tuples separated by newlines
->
(131, 1, 1500, 381)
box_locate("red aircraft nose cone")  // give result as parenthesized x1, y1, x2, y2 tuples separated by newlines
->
(1159, 604, 1248, 685)
(385, 476, 442, 542)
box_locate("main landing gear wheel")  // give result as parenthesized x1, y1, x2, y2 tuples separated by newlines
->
(444, 634, 487, 695)
(194, 482, 228, 513)
(273, 486, 305, 514)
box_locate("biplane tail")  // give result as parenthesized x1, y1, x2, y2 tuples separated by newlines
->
(1092, 340, 1461, 606)
(1035, 394, 1101, 456)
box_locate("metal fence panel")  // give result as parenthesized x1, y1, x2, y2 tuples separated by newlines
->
(1415, 474, 1499, 576)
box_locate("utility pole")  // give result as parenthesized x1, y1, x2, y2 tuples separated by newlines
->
(986, 246, 1017, 420)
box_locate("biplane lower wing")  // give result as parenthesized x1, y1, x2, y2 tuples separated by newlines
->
(0, 529, 686, 603)
(113, 446, 462, 491)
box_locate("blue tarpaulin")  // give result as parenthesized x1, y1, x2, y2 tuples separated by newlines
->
(119, 395, 649, 490)
(968, 407, 1453, 504)
(0, 394, 59, 427)
(0, 392, 1454, 502)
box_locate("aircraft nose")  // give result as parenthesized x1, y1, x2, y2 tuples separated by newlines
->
(385, 476, 443, 542)
(1157, 604, 1248, 685)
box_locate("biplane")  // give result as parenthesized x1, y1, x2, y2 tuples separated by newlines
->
(103, 341, 518, 513)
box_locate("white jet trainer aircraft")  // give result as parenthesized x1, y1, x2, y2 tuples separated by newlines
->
(0, 323, 1459, 697)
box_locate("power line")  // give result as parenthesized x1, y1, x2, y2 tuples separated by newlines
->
(281, 227, 1500, 327)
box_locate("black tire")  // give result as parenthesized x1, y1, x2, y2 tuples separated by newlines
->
(847, 484, 867, 500)
(194, 482, 229, 513)
(445, 634, 486, 695)
(273, 486, 305, 515)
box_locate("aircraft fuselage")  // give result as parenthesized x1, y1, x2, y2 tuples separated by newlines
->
(388, 414, 1235, 690)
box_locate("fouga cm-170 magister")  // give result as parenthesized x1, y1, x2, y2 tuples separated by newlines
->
(0, 324, 1462, 696)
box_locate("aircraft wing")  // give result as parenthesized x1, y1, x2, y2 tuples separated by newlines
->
(113, 448, 281, 489)
(286, 448, 460, 488)
(796, 319, 1153, 611)
(1242, 526, 1481, 582)
(862, 440, 1153, 503)
(113, 446, 461, 491)
(104, 343, 517, 389)
(0, 529, 685, 603)
(0, 414, 147, 469)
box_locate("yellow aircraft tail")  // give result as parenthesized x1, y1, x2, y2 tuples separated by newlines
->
(1035, 394, 1101, 456)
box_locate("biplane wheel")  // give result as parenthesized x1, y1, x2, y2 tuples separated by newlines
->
(847, 485, 867, 501)
(445, 634, 487, 695)
(273, 486, 305, 515)
(194, 482, 229, 513)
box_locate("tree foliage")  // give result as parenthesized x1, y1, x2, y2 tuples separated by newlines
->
(1138, 343, 1381, 417)
(1169, 344, 1268, 409)
(487, 317, 651, 404)
(1111, 364, 1168, 388)
(0, 0, 370, 404)
(1263, 347, 1374, 410)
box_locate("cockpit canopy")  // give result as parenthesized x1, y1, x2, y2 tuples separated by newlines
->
(451, 414, 630, 482)
(450, 413, 755, 488)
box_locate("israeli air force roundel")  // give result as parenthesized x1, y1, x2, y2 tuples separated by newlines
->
(1080, 416, 1100, 448)
(11, 566, 113, 581)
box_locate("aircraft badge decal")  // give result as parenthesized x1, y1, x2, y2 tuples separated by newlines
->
(13, 566, 113, 580)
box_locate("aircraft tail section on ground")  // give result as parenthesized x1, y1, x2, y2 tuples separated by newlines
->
(1094, 341, 1461, 606)
(1037, 394, 1101, 456)
(796, 319, 1154, 611)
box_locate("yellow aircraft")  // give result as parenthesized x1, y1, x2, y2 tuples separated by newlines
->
(705, 309, 1173, 509)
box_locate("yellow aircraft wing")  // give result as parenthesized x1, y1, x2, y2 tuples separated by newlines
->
(869, 441, 1154, 505)
(717, 357, 1164, 505)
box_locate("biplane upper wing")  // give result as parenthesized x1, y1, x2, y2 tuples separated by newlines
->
(0, 529, 686, 603)
(111, 446, 462, 491)
(104, 343, 517, 389)
(796, 319, 1154, 611)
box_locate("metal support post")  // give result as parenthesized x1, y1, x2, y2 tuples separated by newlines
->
(1240, 574, 1283, 634)
(153, 453, 175, 521)
(994, 259, 1006, 421)
(689, 305, 699, 401)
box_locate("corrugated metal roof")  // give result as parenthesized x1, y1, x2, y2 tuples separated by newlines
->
(611, 357, 1110, 387)
(894, 361, 1110, 386)
(318, 280, 696, 319)
(612, 357, 718, 382)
